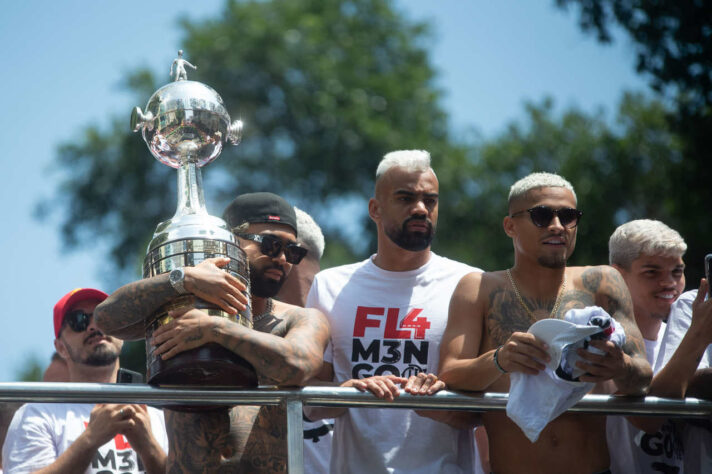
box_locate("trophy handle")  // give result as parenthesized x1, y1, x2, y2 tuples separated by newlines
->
(131, 107, 155, 132)
(227, 120, 243, 145)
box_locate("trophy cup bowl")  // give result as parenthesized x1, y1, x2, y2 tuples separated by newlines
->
(131, 79, 243, 168)
(133, 53, 256, 397)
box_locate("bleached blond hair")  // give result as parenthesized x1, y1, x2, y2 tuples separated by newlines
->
(294, 207, 325, 260)
(508, 172, 577, 208)
(375, 150, 432, 180)
(609, 219, 687, 269)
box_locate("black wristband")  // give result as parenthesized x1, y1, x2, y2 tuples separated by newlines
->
(493, 345, 508, 374)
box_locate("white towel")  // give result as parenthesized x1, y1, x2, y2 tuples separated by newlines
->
(506, 306, 626, 442)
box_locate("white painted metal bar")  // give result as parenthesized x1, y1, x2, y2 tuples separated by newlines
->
(2, 383, 711, 472)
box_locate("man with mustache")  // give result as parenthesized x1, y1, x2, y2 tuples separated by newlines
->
(275, 207, 335, 474)
(305, 150, 483, 473)
(95, 193, 329, 472)
(2, 288, 168, 474)
(439, 172, 651, 473)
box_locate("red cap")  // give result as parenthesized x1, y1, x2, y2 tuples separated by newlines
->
(53, 288, 108, 338)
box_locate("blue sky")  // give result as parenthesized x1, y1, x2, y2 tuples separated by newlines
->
(0, 1, 647, 381)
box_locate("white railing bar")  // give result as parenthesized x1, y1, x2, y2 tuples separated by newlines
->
(285, 397, 304, 474)
(0, 383, 711, 417)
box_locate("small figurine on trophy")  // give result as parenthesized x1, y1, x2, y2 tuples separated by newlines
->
(131, 51, 255, 388)
(170, 49, 197, 81)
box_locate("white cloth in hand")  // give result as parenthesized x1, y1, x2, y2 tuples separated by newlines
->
(506, 306, 626, 442)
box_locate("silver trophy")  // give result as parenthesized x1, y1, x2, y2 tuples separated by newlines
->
(132, 51, 257, 389)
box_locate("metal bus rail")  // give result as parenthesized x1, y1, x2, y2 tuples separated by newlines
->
(1, 383, 711, 473)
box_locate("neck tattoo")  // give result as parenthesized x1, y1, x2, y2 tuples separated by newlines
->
(506, 268, 566, 319)
(252, 298, 274, 324)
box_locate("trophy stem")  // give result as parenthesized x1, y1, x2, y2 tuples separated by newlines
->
(175, 163, 208, 217)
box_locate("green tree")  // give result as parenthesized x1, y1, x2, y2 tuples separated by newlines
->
(433, 93, 689, 277)
(41, 0, 462, 281)
(44, 0, 708, 290)
(16, 354, 44, 382)
(555, 0, 712, 284)
(555, 0, 712, 109)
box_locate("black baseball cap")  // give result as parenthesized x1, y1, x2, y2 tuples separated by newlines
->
(223, 192, 298, 235)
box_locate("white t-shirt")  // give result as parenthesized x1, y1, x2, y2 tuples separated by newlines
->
(2, 403, 168, 474)
(307, 253, 482, 474)
(303, 417, 334, 474)
(658, 290, 712, 372)
(607, 322, 686, 473)
(658, 290, 712, 473)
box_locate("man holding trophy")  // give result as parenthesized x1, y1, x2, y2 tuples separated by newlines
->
(95, 52, 329, 471)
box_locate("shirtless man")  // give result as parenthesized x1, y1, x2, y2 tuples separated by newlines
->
(439, 172, 651, 474)
(95, 192, 329, 473)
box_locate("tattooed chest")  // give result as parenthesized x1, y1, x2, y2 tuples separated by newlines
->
(486, 300, 537, 346)
(255, 316, 289, 338)
(222, 405, 288, 473)
(486, 288, 596, 346)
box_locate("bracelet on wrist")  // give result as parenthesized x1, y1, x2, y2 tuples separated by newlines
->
(493, 345, 508, 374)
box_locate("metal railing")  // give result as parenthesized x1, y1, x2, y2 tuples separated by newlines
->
(1, 382, 711, 473)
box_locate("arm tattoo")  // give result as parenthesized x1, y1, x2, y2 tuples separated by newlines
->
(559, 289, 593, 314)
(211, 307, 329, 386)
(581, 266, 651, 394)
(95, 274, 175, 340)
(583, 267, 645, 357)
(581, 270, 602, 295)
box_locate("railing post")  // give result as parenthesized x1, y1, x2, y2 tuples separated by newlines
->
(285, 396, 304, 474)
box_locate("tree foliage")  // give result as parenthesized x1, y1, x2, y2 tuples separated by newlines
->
(43, 0, 709, 290)
(16, 354, 44, 382)
(433, 93, 700, 279)
(555, 0, 712, 110)
(41, 0, 462, 282)
(554, 0, 712, 284)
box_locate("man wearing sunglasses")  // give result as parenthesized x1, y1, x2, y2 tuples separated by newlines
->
(304, 150, 484, 474)
(275, 207, 335, 474)
(95, 193, 329, 472)
(3, 288, 168, 474)
(439, 172, 651, 473)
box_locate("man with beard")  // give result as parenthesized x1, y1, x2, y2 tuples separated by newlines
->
(304, 150, 483, 473)
(95, 193, 329, 472)
(2, 288, 168, 474)
(438, 172, 652, 473)
(275, 207, 335, 474)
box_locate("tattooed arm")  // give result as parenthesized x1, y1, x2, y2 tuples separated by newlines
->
(152, 303, 330, 386)
(95, 257, 248, 340)
(577, 266, 652, 396)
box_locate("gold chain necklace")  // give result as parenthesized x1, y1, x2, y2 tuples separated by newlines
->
(506, 269, 566, 319)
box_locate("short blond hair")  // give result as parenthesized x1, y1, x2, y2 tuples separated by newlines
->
(375, 150, 432, 180)
(609, 219, 687, 269)
(294, 207, 325, 260)
(508, 172, 577, 208)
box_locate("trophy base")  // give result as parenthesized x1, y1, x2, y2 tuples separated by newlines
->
(146, 296, 258, 411)
(148, 343, 258, 412)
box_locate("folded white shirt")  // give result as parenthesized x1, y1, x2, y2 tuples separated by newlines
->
(506, 306, 626, 442)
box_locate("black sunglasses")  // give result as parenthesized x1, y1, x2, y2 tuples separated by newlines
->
(237, 233, 308, 264)
(510, 205, 583, 229)
(62, 310, 93, 334)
